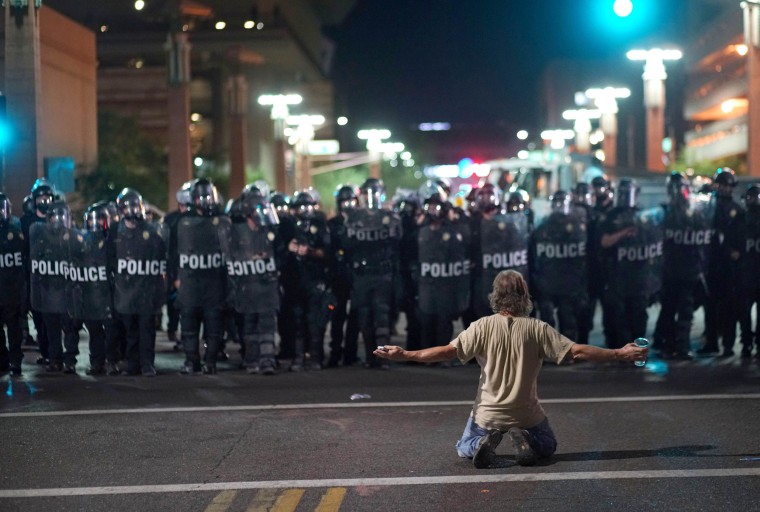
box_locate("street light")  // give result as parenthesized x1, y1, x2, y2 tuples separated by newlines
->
(585, 86, 631, 167)
(627, 48, 682, 171)
(258, 93, 303, 192)
(286, 114, 325, 189)
(562, 108, 601, 154)
(540, 129, 575, 150)
(357, 129, 391, 178)
(516, 130, 529, 140)
(742, 0, 760, 176)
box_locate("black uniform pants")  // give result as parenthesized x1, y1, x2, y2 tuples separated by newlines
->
(538, 293, 585, 342)
(84, 319, 117, 366)
(742, 284, 760, 352)
(242, 310, 277, 369)
(121, 313, 156, 371)
(31, 309, 49, 359)
(705, 267, 744, 352)
(292, 287, 329, 365)
(166, 288, 180, 334)
(657, 279, 698, 355)
(400, 271, 421, 351)
(352, 273, 392, 366)
(181, 307, 223, 366)
(329, 278, 359, 364)
(0, 304, 23, 367)
(420, 311, 455, 350)
(602, 290, 648, 349)
(577, 278, 613, 345)
(45, 313, 79, 365)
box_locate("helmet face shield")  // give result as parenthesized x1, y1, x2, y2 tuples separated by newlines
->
(35, 194, 53, 214)
(0, 195, 11, 222)
(550, 191, 572, 215)
(476, 187, 501, 213)
(745, 185, 760, 209)
(360, 179, 386, 210)
(47, 202, 71, 229)
(117, 188, 146, 221)
(616, 181, 639, 208)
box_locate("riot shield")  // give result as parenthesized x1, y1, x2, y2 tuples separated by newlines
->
(29, 223, 69, 314)
(610, 208, 664, 297)
(417, 223, 470, 315)
(113, 221, 167, 315)
(474, 212, 530, 316)
(67, 230, 112, 320)
(176, 216, 229, 309)
(531, 212, 587, 297)
(0, 221, 26, 307)
(223, 222, 279, 314)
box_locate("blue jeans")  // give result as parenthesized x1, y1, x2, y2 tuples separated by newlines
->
(455, 415, 558, 459)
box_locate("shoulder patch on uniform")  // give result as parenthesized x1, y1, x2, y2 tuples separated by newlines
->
(7, 232, 13, 241)
(566, 223, 573, 233)
(143, 231, 150, 240)
(212, 217, 220, 225)
(456, 232, 463, 242)
(310, 225, 318, 234)
(98, 240, 104, 249)
(730, 209, 737, 218)
(498, 222, 506, 230)
(382, 215, 390, 225)
(63, 232, 70, 241)
(442, 232, 450, 242)
(76, 234, 83, 242)
(267, 232, 275, 241)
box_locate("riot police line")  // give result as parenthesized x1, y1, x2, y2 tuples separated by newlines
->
(1, 166, 759, 379)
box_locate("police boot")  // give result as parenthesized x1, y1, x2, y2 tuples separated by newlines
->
(202, 363, 217, 375)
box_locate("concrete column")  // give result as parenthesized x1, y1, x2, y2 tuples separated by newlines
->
(3, 1, 42, 207)
(600, 112, 618, 168)
(745, 1, 760, 177)
(165, 31, 193, 209)
(643, 72, 666, 171)
(226, 74, 248, 197)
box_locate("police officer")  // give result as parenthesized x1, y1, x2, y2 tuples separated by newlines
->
(279, 190, 331, 370)
(161, 181, 192, 346)
(417, 181, 470, 358)
(171, 178, 229, 374)
(471, 185, 530, 322)
(223, 190, 282, 374)
(341, 179, 401, 369)
(68, 202, 118, 375)
(599, 179, 663, 348)
(741, 184, 760, 359)
(22, 179, 56, 365)
(29, 201, 79, 373)
(505, 189, 534, 231)
(655, 172, 711, 359)
(327, 184, 361, 367)
(110, 189, 166, 376)
(0, 193, 26, 375)
(531, 191, 588, 341)
(699, 168, 746, 357)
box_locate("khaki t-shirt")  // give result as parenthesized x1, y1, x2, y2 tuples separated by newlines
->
(450, 314, 574, 431)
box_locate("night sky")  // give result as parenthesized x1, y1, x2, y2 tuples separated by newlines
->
(330, 0, 692, 135)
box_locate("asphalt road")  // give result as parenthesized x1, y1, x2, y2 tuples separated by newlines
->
(2, 306, 760, 512)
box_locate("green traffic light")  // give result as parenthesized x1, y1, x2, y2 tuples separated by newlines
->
(613, 0, 633, 17)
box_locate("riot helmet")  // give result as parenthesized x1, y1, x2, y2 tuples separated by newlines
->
(591, 176, 613, 207)
(23, 195, 35, 217)
(394, 193, 421, 218)
(291, 191, 318, 219)
(106, 201, 120, 223)
(190, 178, 220, 216)
(744, 184, 760, 210)
(475, 184, 501, 214)
(116, 187, 146, 221)
(616, 178, 639, 208)
(46, 201, 71, 229)
(465, 186, 480, 213)
(505, 190, 529, 213)
(83, 201, 112, 232)
(0, 193, 11, 224)
(550, 190, 573, 215)
(31, 178, 55, 215)
(572, 182, 594, 207)
(435, 178, 453, 197)
(419, 180, 450, 219)
(269, 192, 290, 215)
(360, 178, 386, 210)
(176, 181, 193, 208)
(335, 184, 359, 213)
(241, 180, 271, 201)
(242, 190, 279, 227)
(713, 167, 737, 199)
(666, 171, 690, 206)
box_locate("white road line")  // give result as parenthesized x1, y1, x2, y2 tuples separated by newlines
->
(1, 468, 760, 498)
(1, 393, 759, 418)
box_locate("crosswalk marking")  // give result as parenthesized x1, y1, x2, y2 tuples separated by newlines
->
(271, 488, 304, 512)
(2, 393, 759, 418)
(315, 487, 346, 512)
(245, 488, 279, 511)
(204, 490, 237, 512)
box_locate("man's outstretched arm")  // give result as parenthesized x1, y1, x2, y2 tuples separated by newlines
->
(566, 342, 647, 363)
(373, 344, 457, 363)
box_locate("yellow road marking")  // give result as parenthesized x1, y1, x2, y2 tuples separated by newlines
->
(272, 488, 305, 512)
(315, 487, 347, 512)
(245, 488, 279, 511)
(205, 490, 237, 512)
